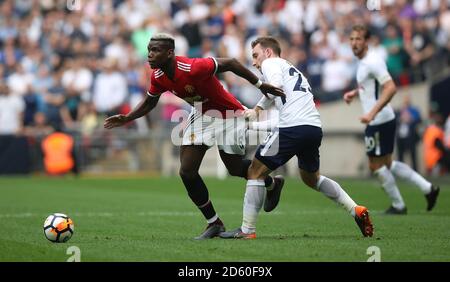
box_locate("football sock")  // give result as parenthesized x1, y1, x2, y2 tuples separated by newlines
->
(180, 172, 217, 221)
(241, 179, 265, 234)
(374, 166, 406, 209)
(390, 161, 432, 194)
(316, 175, 357, 216)
(198, 200, 219, 224)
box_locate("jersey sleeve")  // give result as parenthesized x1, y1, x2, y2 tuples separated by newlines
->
(256, 96, 273, 110)
(147, 71, 165, 97)
(261, 59, 283, 88)
(369, 59, 392, 85)
(191, 57, 218, 80)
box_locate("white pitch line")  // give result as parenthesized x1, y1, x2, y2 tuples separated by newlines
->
(0, 210, 344, 219)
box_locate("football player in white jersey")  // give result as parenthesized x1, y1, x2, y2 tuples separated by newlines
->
(220, 37, 373, 239)
(343, 25, 439, 215)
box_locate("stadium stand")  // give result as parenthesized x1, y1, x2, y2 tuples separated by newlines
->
(0, 0, 449, 176)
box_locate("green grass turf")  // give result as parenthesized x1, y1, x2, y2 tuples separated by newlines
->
(0, 176, 449, 262)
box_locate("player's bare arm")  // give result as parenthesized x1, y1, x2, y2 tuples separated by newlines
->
(215, 58, 285, 99)
(104, 94, 160, 129)
(360, 79, 397, 124)
(343, 88, 359, 104)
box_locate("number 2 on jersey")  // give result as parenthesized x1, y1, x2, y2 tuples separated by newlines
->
(280, 67, 311, 105)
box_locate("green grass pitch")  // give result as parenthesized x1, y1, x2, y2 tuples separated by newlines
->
(0, 176, 449, 262)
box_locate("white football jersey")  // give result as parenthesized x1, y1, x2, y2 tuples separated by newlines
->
(356, 50, 395, 126)
(256, 57, 321, 128)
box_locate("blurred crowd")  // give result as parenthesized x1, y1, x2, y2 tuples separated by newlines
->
(0, 0, 450, 174)
(0, 0, 450, 136)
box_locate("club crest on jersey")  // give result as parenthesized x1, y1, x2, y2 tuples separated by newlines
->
(185, 84, 195, 94)
(189, 133, 196, 142)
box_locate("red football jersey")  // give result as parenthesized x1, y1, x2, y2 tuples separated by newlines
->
(148, 56, 244, 117)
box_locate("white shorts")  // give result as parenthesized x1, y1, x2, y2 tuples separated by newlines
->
(182, 109, 247, 155)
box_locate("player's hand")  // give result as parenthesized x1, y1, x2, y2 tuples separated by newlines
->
(343, 89, 357, 104)
(104, 114, 130, 129)
(360, 113, 375, 124)
(243, 109, 258, 121)
(259, 82, 285, 99)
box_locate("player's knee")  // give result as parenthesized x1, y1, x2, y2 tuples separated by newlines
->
(300, 172, 319, 189)
(369, 162, 383, 172)
(247, 164, 264, 180)
(302, 178, 317, 189)
(179, 167, 198, 180)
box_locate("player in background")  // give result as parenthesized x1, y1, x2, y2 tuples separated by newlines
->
(343, 25, 439, 214)
(220, 36, 373, 239)
(104, 34, 285, 239)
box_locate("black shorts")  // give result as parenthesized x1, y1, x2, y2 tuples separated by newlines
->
(364, 119, 396, 157)
(255, 125, 322, 173)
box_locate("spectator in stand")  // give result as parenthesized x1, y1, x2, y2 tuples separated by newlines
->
(382, 25, 406, 85)
(61, 58, 93, 102)
(320, 50, 352, 103)
(22, 84, 45, 126)
(437, 0, 450, 65)
(7, 63, 33, 96)
(445, 114, 450, 150)
(1, 0, 447, 133)
(0, 83, 24, 135)
(92, 58, 128, 117)
(41, 126, 78, 176)
(305, 43, 325, 101)
(404, 17, 436, 82)
(423, 112, 449, 175)
(43, 73, 66, 130)
(396, 95, 422, 171)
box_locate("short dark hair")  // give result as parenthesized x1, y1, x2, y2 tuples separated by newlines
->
(351, 25, 371, 40)
(251, 36, 281, 56)
(150, 33, 175, 50)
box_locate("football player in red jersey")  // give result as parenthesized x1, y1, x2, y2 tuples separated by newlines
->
(104, 33, 285, 239)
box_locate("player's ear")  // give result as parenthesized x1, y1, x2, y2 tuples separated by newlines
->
(167, 48, 175, 58)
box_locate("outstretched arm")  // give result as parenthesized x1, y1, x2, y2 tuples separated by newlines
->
(215, 58, 285, 98)
(104, 94, 160, 129)
(216, 58, 260, 85)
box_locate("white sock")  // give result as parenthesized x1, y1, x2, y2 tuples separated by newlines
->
(206, 214, 218, 224)
(374, 166, 406, 209)
(241, 179, 266, 234)
(390, 161, 432, 194)
(316, 175, 357, 216)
